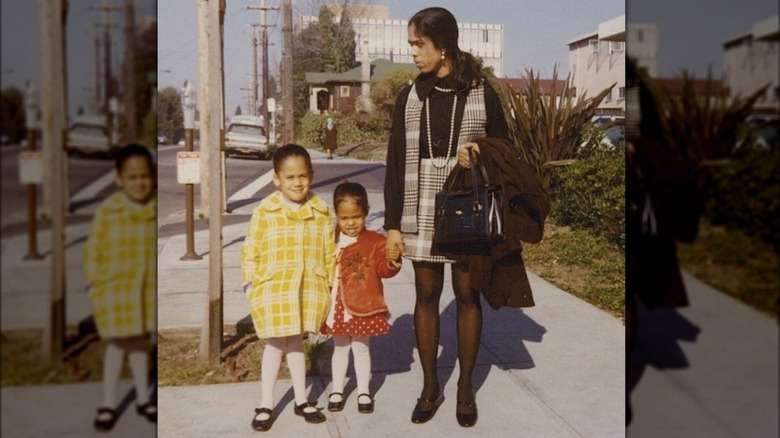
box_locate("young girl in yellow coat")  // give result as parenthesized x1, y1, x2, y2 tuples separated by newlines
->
(83, 144, 157, 431)
(241, 144, 336, 431)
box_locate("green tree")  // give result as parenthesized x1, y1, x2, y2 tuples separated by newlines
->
(157, 86, 183, 145)
(1, 86, 26, 144)
(369, 68, 416, 123)
(292, 5, 357, 122)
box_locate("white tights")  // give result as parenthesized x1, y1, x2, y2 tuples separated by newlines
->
(259, 335, 313, 415)
(102, 337, 150, 409)
(330, 335, 371, 400)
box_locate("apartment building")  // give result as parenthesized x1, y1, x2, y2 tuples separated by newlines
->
(298, 4, 504, 77)
(626, 23, 659, 77)
(723, 15, 779, 115)
(567, 15, 626, 116)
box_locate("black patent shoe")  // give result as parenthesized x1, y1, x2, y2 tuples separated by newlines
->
(252, 408, 274, 431)
(411, 393, 443, 424)
(328, 393, 345, 412)
(456, 399, 478, 427)
(357, 393, 374, 414)
(94, 407, 118, 431)
(294, 401, 326, 424)
(136, 402, 157, 423)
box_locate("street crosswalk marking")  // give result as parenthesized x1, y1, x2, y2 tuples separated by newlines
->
(227, 169, 274, 202)
(70, 169, 116, 205)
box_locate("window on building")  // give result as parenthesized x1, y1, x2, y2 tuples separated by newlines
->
(589, 39, 599, 54)
(604, 89, 612, 102)
(483, 29, 489, 43)
(340, 86, 350, 97)
(610, 41, 624, 54)
(618, 87, 625, 100)
(637, 29, 644, 43)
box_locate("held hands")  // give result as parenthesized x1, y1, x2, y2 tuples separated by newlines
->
(457, 142, 480, 168)
(386, 230, 404, 269)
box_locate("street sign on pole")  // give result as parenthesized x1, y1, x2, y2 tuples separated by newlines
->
(19, 151, 44, 185)
(177, 151, 201, 184)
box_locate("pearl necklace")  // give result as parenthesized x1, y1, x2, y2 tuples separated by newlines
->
(426, 86, 458, 169)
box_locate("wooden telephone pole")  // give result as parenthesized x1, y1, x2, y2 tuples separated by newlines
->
(122, 0, 137, 142)
(247, 0, 277, 137)
(197, 0, 225, 365)
(280, 0, 293, 143)
(38, 0, 68, 365)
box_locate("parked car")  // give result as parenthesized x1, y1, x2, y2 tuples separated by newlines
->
(67, 115, 115, 158)
(224, 115, 270, 159)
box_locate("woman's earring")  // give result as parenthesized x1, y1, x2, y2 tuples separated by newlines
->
(441, 50, 445, 60)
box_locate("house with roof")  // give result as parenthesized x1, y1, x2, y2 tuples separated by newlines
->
(304, 57, 416, 114)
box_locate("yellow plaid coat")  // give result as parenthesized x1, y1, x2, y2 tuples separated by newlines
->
(83, 193, 157, 339)
(241, 191, 336, 339)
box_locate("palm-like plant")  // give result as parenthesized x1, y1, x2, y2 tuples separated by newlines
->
(644, 68, 768, 163)
(491, 66, 614, 192)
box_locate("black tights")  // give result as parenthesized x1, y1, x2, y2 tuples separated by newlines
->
(413, 261, 482, 403)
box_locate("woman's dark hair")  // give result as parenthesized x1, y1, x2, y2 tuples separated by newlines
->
(272, 144, 312, 173)
(409, 7, 484, 94)
(333, 181, 369, 214)
(115, 143, 154, 174)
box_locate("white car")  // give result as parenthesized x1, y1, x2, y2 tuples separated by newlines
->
(224, 115, 270, 159)
(67, 115, 114, 158)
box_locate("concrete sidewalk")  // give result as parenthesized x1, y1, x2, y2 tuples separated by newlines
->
(2, 151, 775, 436)
(154, 190, 625, 437)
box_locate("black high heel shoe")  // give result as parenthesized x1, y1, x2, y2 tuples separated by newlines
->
(456, 399, 478, 427)
(411, 393, 444, 424)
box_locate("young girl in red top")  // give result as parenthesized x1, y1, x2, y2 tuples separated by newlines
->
(322, 181, 401, 413)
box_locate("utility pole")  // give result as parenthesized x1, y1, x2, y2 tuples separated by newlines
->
(39, 0, 68, 365)
(197, 0, 224, 365)
(89, 0, 120, 143)
(122, 0, 137, 142)
(250, 25, 259, 116)
(280, 0, 293, 143)
(248, 0, 277, 139)
(93, 24, 102, 114)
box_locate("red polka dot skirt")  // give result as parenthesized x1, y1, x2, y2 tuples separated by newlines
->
(322, 289, 389, 337)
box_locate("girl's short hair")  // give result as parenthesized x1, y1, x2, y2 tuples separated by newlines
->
(272, 144, 312, 173)
(333, 181, 369, 214)
(115, 143, 154, 173)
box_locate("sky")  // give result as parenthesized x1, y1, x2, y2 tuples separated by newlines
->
(627, 0, 778, 77)
(0, 0, 156, 118)
(2, 1, 777, 120)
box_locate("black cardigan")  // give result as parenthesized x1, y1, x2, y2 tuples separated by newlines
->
(383, 73, 509, 231)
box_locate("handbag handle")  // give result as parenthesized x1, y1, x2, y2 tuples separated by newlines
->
(438, 148, 492, 215)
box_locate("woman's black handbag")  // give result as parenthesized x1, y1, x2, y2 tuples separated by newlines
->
(433, 149, 504, 247)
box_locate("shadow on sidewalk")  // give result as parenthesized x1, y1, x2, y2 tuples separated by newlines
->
(627, 299, 701, 413)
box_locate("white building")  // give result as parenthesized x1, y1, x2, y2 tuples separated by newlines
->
(723, 15, 779, 115)
(626, 23, 659, 77)
(567, 15, 626, 115)
(298, 5, 504, 77)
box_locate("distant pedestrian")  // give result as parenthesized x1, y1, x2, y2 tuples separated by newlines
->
(240, 144, 336, 431)
(83, 143, 157, 431)
(321, 117, 338, 160)
(321, 181, 401, 414)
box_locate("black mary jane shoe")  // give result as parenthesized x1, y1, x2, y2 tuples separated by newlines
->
(294, 401, 326, 424)
(94, 407, 118, 431)
(357, 393, 374, 414)
(411, 393, 443, 424)
(136, 402, 157, 423)
(328, 393, 345, 412)
(456, 399, 478, 427)
(252, 407, 274, 431)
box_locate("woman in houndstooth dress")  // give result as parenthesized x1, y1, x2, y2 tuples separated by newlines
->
(383, 7, 510, 428)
